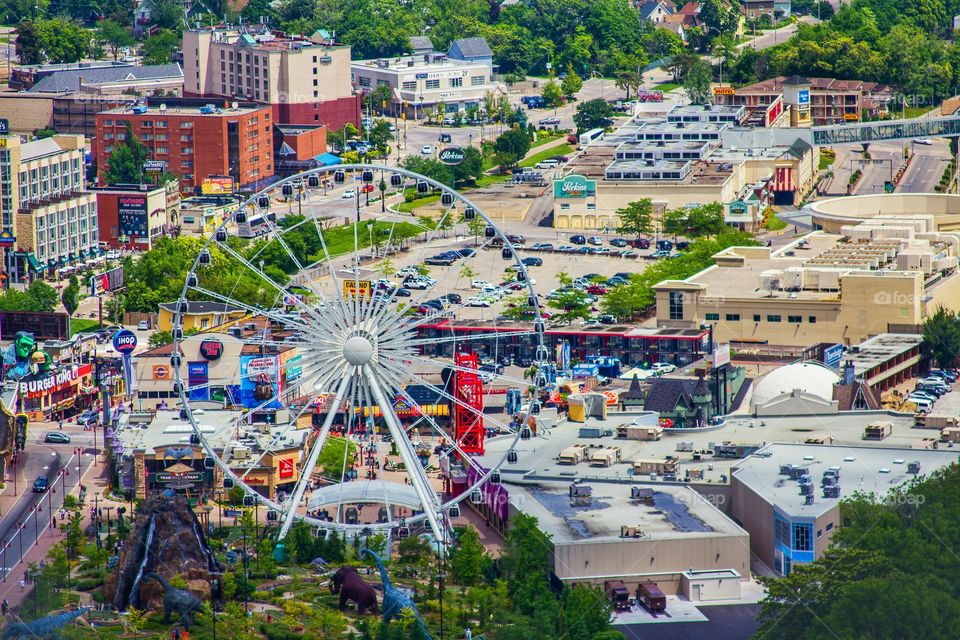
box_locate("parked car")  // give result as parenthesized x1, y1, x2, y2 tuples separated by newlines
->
(441, 293, 462, 304)
(77, 411, 98, 427)
(438, 133, 452, 143)
(609, 238, 628, 247)
(137, 320, 150, 330)
(587, 236, 604, 246)
(471, 279, 493, 289)
(421, 145, 433, 154)
(342, 188, 356, 199)
(466, 297, 492, 307)
(651, 362, 676, 375)
(361, 183, 375, 193)
(521, 257, 543, 266)
(930, 369, 959, 382)
(538, 117, 561, 126)
(586, 285, 608, 295)
(394, 288, 412, 297)
(556, 245, 575, 252)
(44, 432, 72, 444)
(570, 235, 587, 245)
(535, 158, 560, 169)
(599, 314, 618, 324)
(530, 242, 554, 251)
(915, 138, 933, 145)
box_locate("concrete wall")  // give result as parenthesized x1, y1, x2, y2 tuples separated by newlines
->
(810, 194, 960, 233)
(731, 474, 775, 569)
(0, 95, 55, 132)
(680, 571, 743, 601)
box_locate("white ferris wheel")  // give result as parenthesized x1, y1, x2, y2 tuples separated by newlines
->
(169, 164, 548, 545)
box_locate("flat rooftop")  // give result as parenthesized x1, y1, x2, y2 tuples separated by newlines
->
(844, 333, 923, 376)
(732, 442, 960, 517)
(505, 480, 744, 544)
(667, 103, 746, 119)
(351, 56, 488, 72)
(636, 121, 728, 137)
(477, 410, 942, 486)
(100, 103, 267, 116)
(421, 318, 709, 338)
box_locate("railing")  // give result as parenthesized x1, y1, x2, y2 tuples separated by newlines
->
(811, 115, 960, 146)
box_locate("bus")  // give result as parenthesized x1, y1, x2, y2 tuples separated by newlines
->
(238, 212, 276, 238)
(578, 127, 605, 148)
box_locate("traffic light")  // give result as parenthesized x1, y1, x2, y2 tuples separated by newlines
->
(14, 413, 28, 451)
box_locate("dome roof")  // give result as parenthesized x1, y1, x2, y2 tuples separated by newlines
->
(752, 362, 840, 407)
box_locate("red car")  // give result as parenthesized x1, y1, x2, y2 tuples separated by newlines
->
(360, 184, 375, 193)
(586, 285, 608, 295)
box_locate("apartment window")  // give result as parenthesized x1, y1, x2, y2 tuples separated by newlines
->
(450, 77, 462, 88)
(181, 135, 193, 142)
(180, 122, 193, 129)
(156, 133, 167, 141)
(788, 315, 802, 323)
(817, 529, 822, 539)
(425, 79, 440, 89)
(221, 61, 225, 71)
(753, 314, 761, 322)
(264, 81, 268, 92)
(358, 76, 371, 87)
(156, 120, 167, 128)
(103, 119, 113, 126)
(725, 313, 740, 321)
(155, 147, 168, 154)
(181, 148, 193, 154)
(116, 132, 126, 141)
(314, 91, 318, 98)
(705, 313, 719, 321)
(767, 314, 781, 323)
(793, 523, 812, 552)
(668, 291, 684, 320)
(313, 67, 318, 74)
(471, 75, 484, 86)
(808, 316, 817, 323)
(313, 79, 318, 86)
(181, 160, 193, 168)
(825, 523, 834, 532)
(104, 132, 114, 140)
(312, 55, 317, 63)
(220, 50, 224, 59)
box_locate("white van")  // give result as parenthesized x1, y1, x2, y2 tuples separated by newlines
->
(912, 397, 934, 413)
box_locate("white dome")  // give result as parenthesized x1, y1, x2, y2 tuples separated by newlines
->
(752, 362, 840, 407)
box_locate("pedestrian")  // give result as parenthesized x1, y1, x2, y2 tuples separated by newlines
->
(19, 578, 25, 592)
(58, 419, 63, 431)
(2, 599, 9, 616)
(465, 627, 473, 640)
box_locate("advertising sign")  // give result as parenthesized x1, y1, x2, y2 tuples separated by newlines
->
(16, 364, 90, 399)
(0, 119, 8, 134)
(284, 353, 303, 382)
(552, 174, 596, 199)
(713, 86, 735, 96)
(798, 89, 810, 105)
(152, 364, 171, 380)
(342, 280, 371, 298)
(202, 176, 234, 195)
(187, 362, 209, 401)
(143, 160, 168, 173)
(112, 329, 138, 354)
(156, 471, 204, 482)
(823, 343, 844, 368)
(239, 354, 282, 409)
(278, 458, 295, 479)
(438, 147, 466, 165)
(118, 195, 149, 238)
(199, 338, 223, 361)
(728, 200, 748, 215)
(89, 267, 125, 295)
(713, 344, 731, 368)
(0, 230, 15, 247)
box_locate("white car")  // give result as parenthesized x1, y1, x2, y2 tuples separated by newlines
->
(535, 159, 560, 169)
(471, 279, 492, 289)
(466, 297, 492, 307)
(421, 145, 433, 155)
(398, 266, 420, 276)
(342, 189, 356, 199)
(404, 279, 430, 290)
(652, 362, 676, 375)
(915, 138, 933, 145)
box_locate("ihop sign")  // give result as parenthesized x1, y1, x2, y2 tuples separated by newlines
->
(113, 329, 138, 354)
(553, 174, 596, 199)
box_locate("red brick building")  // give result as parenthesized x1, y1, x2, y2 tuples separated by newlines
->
(94, 98, 274, 194)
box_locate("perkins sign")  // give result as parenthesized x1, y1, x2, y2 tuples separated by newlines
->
(553, 174, 596, 199)
(437, 147, 465, 165)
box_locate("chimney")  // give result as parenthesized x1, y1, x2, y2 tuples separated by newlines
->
(78, 75, 84, 92)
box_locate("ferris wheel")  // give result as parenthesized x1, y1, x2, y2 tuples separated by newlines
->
(170, 164, 547, 543)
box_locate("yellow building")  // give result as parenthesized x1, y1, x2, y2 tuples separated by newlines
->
(158, 300, 247, 332)
(653, 215, 960, 347)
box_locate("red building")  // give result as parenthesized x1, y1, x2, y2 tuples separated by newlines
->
(94, 98, 274, 195)
(91, 183, 180, 250)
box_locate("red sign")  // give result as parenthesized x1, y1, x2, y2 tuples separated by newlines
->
(199, 338, 223, 361)
(278, 458, 294, 479)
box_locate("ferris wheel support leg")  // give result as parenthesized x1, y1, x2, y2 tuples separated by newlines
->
(362, 364, 444, 542)
(277, 373, 352, 541)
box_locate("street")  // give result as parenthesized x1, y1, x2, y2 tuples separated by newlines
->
(898, 139, 952, 193)
(735, 16, 817, 52)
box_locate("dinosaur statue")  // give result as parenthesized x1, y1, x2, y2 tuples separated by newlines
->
(3, 607, 89, 640)
(360, 548, 432, 639)
(330, 565, 379, 614)
(144, 573, 204, 628)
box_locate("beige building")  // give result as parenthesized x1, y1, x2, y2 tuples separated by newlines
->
(653, 215, 960, 347)
(182, 26, 359, 129)
(0, 134, 98, 282)
(732, 443, 959, 575)
(505, 480, 750, 594)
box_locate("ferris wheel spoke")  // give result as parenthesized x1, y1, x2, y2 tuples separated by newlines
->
(362, 363, 443, 541)
(397, 352, 534, 389)
(188, 284, 311, 332)
(277, 371, 353, 540)
(406, 329, 538, 347)
(334, 372, 362, 526)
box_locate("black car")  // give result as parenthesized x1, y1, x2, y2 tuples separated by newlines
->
(676, 241, 690, 251)
(609, 238, 628, 247)
(521, 257, 543, 266)
(423, 299, 445, 310)
(441, 293, 463, 304)
(515, 356, 533, 367)
(455, 248, 476, 258)
(32, 477, 49, 493)
(394, 288, 412, 297)
(570, 234, 587, 245)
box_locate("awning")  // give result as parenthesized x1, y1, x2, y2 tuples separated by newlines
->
(314, 152, 342, 167)
(26, 254, 43, 272)
(68, 253, 76, 262)
(78, 249, 87, 258)
(47, 259, 56, 270)
(58, 257, 67, 266)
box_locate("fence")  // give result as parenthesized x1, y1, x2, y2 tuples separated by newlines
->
(0, 453, 85, 582)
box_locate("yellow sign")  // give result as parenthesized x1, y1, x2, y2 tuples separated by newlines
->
(0, 138, 7, 149)
(201, 176, 234, 195)
(844, 113, 860, 121)
(713, 87, 735, 96)
(342, 280, 371, 298)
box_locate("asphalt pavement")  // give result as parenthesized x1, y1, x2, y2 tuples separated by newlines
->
(898, 140, 952, 193)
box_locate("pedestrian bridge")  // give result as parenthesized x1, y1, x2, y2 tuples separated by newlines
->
(809, 115, 960, 146)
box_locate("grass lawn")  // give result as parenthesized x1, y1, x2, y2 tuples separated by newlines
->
(396, 193, 440, 214)
(474, 173, 512, 188)
(519, 143, 574, 168)
(530, 133, 564, 149)
(818, 154, 834, 171)
(70, 318, 101, 336)
(655, 81, 681, 93)
(318, 219, 428, 253)
(764, 215, 788, 231)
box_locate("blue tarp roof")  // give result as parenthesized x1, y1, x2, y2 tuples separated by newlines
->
(315, 153, 341, 166)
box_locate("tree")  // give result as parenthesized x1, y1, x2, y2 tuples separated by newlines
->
(367, 119, 394, 152)
(921, 306, 960, 368)
(450, 526, 489, 586)
(368, 84, 393, 114)
(95, 19, 134, 60)
(615, 199, 654, 238)
(14, 21, 45, 65)
(149, 330, 174, 348)
(378, 256, 396, 278)
(493, 128, 532, 170)
(103, 124, 149, 185)
(540, 78, 563, 108)
(145, 0, 183, 30)
(141, 29, 180, 65)
(662, 202, 726, 237)
(573, 98, 613, 133)
(61, 276, 80, 317)
(682, 59, 713, 104)
(316, 437, 356, 481)
(562, 583, 612, 639)
(241, 0, 279, 23)
(16, 18, 90, 65)
(561, 65, 583, 98)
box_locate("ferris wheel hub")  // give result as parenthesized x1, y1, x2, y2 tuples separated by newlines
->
(343, 335, 375, 365)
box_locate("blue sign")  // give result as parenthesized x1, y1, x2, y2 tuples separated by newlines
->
(798, 89, 810, 105)
(188, 361, 209, 401)
(823, 343, 844, 368)
(112, 329, 137, 354)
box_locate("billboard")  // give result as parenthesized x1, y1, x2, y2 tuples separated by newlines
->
(89, 266, 125, 295)
(202, 176, 235, 195)
(713, 344, 730, 368)
(239, 354, 282, 409)
(188, 361, 209, 401)
(823, 343, 844, 368)
(553, 174, 596, 199)
(342, 280, 371, 298)
(798, 89, 810, 105)
(713, 86, 735, 96)
(117, 195, 149, 238)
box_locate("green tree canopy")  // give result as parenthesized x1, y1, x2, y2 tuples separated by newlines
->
(573, 98, 613, 132)
(141, 29, 181, 65)
(561, 65, 583, 98)
(615, 199, 655, 238)
(95, 19, 134, 60)
(540, 78, 564, 108)
(493, 128, 532, 169)
(103, 124, 149, 185)
(662, 202, 726, 237)
(921, 306, 960, 368)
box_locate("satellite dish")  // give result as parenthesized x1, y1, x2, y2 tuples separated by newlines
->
(159, 103, 167, 112)
(232, 101, 238, 110)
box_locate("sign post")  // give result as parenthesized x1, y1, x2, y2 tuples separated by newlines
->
(112, 329, 138, 394)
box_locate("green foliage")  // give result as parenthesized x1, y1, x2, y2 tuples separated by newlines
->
(573, 98, 613, 133)
(540, 78, 564, 108)
(501, 513, 558, 622)
(103, 124, 149, 185)
(561, 65, 584, 97)
(15, 19, 90, 65)
(682, 59, 713, 104)
(615, 199, 654, 237)
(562, 583, 613, 639)
(662, 202, 726, 238)
(316, 437, 357, 481)
(494, 128, 532, 169)
(148, 330, 173, 348)
(141, 29, 181, 66)
(921, 306, 960, 368)
(449, 526, 490, 586)
(601, 229, 757, 320)
(61, 277, 80, 317)
(0, 281, 59, 312)
(95, 19, 133, 60)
